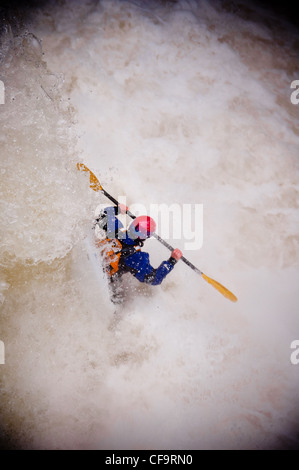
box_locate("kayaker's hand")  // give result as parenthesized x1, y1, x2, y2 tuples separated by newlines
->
(170, 248, 183, 262)
(118, 203, 128, 214)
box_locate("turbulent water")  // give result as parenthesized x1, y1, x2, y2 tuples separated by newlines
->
(0, 0, 299, 450)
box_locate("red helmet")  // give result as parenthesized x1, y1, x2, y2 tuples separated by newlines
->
(129, 216, 156, 240)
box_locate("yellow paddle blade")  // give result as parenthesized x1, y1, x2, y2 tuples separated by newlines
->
(202, 273, 237, 302)
(77, 163, 103, 192)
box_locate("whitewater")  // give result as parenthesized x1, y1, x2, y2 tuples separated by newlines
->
(0, 0, 299, 450)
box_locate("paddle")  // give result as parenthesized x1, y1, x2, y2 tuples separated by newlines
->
(77, 163, 237, 302)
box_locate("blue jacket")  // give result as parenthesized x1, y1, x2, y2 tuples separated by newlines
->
(96, 206, 176, 285)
